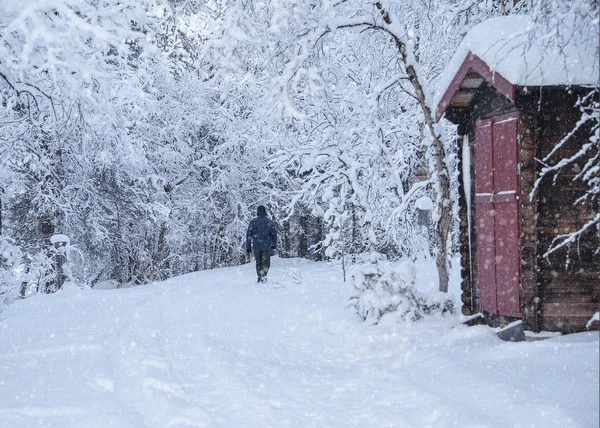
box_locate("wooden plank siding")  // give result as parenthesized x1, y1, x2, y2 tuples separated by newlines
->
(541, 316, 598, 332)
(526, 88, 600, 333)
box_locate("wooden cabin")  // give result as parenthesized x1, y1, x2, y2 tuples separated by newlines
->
(435, 16, 599, 333)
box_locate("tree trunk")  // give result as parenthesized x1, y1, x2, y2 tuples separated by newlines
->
(155, 221, 169, 279)
(376, 3, 453, 292)
(299, 214, 308, 258)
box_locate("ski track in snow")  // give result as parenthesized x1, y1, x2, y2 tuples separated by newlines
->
(0, 257, 598, 427)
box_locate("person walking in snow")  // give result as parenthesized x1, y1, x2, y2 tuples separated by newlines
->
(246, 205, 278, 283)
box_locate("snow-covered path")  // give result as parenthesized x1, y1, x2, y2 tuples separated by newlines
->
(1, 258, 598, 427)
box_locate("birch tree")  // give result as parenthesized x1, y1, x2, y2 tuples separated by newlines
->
(266, 0, 474, 291)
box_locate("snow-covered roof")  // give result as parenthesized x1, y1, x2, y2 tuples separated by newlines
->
(434, 15, 599, 119)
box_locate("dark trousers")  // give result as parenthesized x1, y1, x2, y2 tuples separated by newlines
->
(254, 250, 271, 281)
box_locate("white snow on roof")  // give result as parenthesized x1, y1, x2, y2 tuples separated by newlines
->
(434, 14, 599, 111)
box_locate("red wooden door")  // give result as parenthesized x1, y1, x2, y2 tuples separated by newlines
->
(475, 112, 522, 317)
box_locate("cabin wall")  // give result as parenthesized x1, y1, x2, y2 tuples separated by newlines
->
(449, 83, 598, 333)
(520, 88, 600, 332)
(515, 100, 540, 331)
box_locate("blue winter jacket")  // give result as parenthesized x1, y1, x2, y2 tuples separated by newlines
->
(246, 214, 277, 252)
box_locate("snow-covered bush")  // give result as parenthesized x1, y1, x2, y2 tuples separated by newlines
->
(18, 235, 80, 295)
(20, 250, 55, 296)
(0, 236, 22, 303)
(348, 254, 454, 324)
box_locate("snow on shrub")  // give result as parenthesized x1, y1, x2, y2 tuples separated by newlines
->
(0, 236, 22, 303)
(18, 235, 81, 296)
(348, 254, 454, 324)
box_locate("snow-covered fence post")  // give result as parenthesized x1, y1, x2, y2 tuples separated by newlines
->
(50, 234, 70, 291)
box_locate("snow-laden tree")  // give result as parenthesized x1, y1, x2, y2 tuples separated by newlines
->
(195, 0, 532, 292)
(0, 0, 177, 288)
(0, 0, 295, 288)
(6, 0, 582, 301)
(260, 0, 524, 291)
(269, 25, 429, 261)
(190, 0, 302, 266)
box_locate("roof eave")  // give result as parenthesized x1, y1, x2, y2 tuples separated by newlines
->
(436, 52, 516, 122)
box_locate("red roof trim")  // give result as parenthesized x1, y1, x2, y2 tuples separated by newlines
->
(436, 52, 516, 121)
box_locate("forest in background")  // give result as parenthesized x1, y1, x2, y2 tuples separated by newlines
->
(0, 0, 597, 298)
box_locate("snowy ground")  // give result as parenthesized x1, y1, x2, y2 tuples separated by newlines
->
(1, 257, 598, 427)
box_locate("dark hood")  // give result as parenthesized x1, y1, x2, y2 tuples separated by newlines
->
(257, 205, 267, 217)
